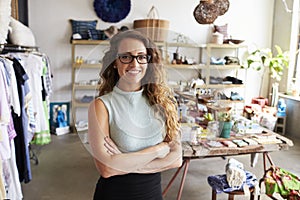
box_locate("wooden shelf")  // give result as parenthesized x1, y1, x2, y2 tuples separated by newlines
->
(208, 64, 242, 69)
(71, 40, 110, 45)
(72, 101, 91, 108)
(207, 43, 247, 49)
(165, 63, 206, 69)
(166, 42, 206, 48)
(198, 84, 244, 89)
(73, 84, 99, 90)
(71, 39, 165, 47)
(72, 63, 102, 69)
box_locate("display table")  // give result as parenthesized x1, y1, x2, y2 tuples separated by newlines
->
(162, 128, 294, 200)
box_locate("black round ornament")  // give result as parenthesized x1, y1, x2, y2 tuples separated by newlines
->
(93, 0, 131, 23)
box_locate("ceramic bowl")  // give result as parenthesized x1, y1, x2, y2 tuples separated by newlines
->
(224, 39, 244, 44)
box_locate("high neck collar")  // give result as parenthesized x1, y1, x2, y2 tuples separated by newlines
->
(114, 86, 144, 95)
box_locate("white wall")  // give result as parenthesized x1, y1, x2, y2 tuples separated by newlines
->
(28, 0, 274, 103)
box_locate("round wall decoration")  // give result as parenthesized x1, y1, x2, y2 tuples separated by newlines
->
(215, 0, 230, 16)
(193, 1, 218, 24)
(193, 0, 230, 24)
(93, 0, 131, 23)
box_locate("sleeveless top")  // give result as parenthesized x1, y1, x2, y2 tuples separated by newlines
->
(99, 86, 166, 152)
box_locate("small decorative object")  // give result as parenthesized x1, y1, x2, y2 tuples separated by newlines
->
(194, 0, 218, 24)
(193, 0, 230, 24)
(213, 24, 228, 40)
(223, 39, 245, 44)
(171, 33, 189, 64)
(289, 78, 299, 97)
(214, 0, 230, 16)
(104, 25, 119, 38)
(93, 0, 131, 23)
(217, 107, 233, 138)
(211, 32, 223, 44)
(50, 102, 70, 135)
(207, 121, 219, 140)
(0, 0, 11, 44)
(9, 17, 36, 46)
(56, 106, 68, 128)
(277, 98, 286, 117)
(219, 121, 232, 138)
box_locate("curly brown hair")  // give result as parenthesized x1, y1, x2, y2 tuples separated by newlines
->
(98, 30, 179, 142)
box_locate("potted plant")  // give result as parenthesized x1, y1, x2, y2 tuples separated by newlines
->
(217, 107, 233, 138)
(242, 45, 289, 105)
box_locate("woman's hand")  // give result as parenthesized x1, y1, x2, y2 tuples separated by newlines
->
(155, 142, 170, 158)
(104, 136, 122, 155)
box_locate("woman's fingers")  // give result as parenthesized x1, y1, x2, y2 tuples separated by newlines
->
(104, 136, 121, 154)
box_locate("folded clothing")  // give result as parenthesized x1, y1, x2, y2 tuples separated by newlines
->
(226, 158, 246, 188)
(207, 170, 258, 194)
(80, 95, 94, 103)
(223, 76, 243, 84)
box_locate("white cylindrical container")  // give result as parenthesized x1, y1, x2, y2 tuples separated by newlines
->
(211, 32, 224, 44)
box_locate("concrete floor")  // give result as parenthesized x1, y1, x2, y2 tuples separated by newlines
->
(22, 133, 300, 200)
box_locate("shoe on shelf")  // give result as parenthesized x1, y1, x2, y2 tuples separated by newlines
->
(75, 120, 88, 132)
(80, 95, 94, 103)
(230, 92, 243, 101)
(219, 92, 229, 100)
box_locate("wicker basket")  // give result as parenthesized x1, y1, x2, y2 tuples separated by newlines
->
(133, 19, 169, 42)
(133, 6, 169, 42)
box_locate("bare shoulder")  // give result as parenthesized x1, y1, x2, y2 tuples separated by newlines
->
(88, 98, 108, 116)
(89, 98, 105, 110)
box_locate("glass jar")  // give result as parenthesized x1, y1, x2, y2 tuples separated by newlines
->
(190, 126, 199, 145)
(207, 121, 219, 141)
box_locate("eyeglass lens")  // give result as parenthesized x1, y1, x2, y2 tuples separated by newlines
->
(118, 54, 151, 64)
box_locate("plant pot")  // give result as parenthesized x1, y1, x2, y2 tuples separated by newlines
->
(219, 121, 233, 138)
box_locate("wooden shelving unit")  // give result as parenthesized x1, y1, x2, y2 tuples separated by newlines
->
(71, 40, 109, 124)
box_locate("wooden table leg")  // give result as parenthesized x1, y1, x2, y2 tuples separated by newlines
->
(162, 159, 187, 197)
(212, 189, 217, 200)
(162, 158, 191, 200)
(176, 159, 190, 200)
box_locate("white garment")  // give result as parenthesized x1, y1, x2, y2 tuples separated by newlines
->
(0, 65, 11, 160)
(13, 53, 48, 134)
(2, 58, 21, 116)
(225, 158, 246, 188)
(0, 156, 6, 200)
(5, 140, 23, 200)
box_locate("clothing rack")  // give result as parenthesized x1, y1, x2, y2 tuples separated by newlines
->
(0, 43, 39, 54)
(1, 45, 42, 166)
(29, 144, 39, 165)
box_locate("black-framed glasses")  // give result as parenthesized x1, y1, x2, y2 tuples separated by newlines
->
(117, 54, 151, 64)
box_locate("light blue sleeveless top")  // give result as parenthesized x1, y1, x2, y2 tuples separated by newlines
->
(99, 86, 166, 152)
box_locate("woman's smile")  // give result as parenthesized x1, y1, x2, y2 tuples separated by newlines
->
(126, 68, 142, 75)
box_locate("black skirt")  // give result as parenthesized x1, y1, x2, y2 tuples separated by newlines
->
(93, 172, 163, 200)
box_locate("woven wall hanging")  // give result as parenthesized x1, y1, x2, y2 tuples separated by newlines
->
(194, 0, 229, 24)
(93, 0, 131, 23)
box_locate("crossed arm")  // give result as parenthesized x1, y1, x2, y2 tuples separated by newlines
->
(88, 99, 182, 178)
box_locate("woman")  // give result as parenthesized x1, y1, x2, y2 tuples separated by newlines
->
(88, 30, 182, 200)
